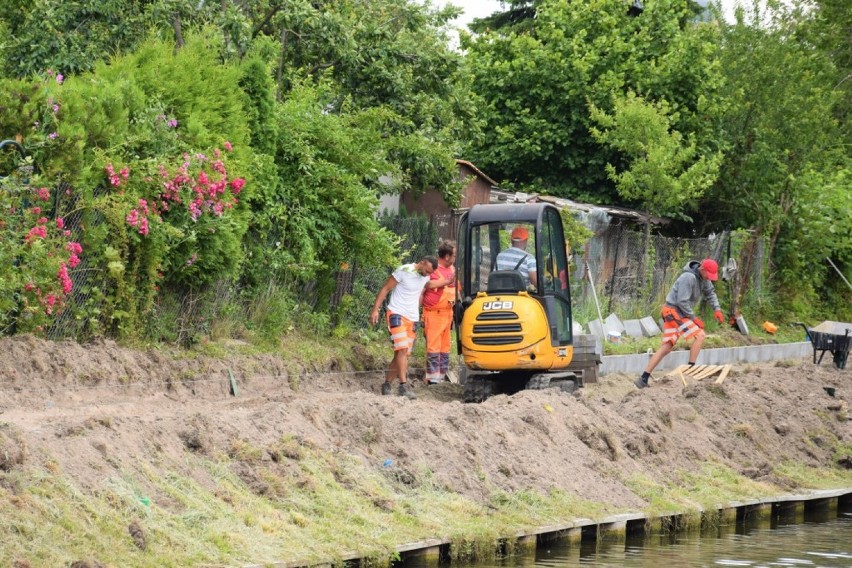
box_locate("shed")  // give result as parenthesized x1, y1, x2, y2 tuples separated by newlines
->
(399, 159, 499, 241)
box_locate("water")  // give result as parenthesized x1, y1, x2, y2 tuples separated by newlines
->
(411, 510, 852, 568)
(524, 513, 852, 568)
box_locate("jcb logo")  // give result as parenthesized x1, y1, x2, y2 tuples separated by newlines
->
(483, 301, 513, 310)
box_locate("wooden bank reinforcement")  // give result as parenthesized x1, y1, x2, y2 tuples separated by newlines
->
(243, 487, 852, 568)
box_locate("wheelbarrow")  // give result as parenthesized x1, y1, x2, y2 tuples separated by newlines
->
(797, 322, 851, 370)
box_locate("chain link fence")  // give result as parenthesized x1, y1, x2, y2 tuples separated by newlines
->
(333, 212, 765, 332)
(47, 182, 108, 339)
(574, 222, 764, 325)
(330, 214, 444, 330)
(40, 211, 446, 344)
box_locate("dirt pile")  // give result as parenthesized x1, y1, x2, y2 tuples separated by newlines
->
(1, 335, 849, 513)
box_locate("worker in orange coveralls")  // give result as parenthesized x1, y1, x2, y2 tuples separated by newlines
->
(422, 241, 456, 384)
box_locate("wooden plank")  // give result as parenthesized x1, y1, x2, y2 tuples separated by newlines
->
(678, 370, 688, 386)
(694, 365, 723, 380)
(684, 365, 707, 376)
(714, 365, 732, 384)
(664, 364, 689, 378)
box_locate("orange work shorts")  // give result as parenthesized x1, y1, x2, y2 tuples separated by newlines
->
(387, 311, 416, 353)
(661, 305, 701, 346)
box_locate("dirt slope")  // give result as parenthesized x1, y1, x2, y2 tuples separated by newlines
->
(0, 337, 852, 568)
(0, 335, 850, 563)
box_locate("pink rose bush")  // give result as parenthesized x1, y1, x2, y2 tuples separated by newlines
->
(99, 143, 247, 299)
(0, 178, 83, 332)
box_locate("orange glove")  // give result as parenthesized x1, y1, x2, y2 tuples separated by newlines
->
(714, 310, 725, 324)
(694, 317, 705, 329)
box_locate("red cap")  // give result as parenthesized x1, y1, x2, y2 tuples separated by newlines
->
(511, 226, 529, 241)
(701, 259, 719, 281)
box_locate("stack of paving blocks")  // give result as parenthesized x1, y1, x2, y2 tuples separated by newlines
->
(570, 334, 602, 384)
(586, 314, 662, 340)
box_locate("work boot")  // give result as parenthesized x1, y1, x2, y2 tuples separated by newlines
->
(381, 381, 392, 396)
(398, 382, 416, 399)
(634, 376, 649, 389)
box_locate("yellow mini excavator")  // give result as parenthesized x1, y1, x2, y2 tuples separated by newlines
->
(454, 203, 579, 402)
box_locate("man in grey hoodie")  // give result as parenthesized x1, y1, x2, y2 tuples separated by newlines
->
(635, 259, 726, 388)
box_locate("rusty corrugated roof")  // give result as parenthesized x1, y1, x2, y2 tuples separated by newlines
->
(489, 189, 670, 226)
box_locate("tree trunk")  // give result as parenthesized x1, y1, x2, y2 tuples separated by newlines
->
(172, 15, 185, 50)
(276, 28, 288, 101)
(221, 0, 231, 54)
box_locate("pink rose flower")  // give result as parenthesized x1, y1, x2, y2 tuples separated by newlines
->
(58, 264, 73, 294)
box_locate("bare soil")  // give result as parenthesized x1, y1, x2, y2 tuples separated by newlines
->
(0, 335, 850, 544)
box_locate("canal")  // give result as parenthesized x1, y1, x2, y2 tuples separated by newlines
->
(402, 498, 852, 568)
(529, 512, 852, 567)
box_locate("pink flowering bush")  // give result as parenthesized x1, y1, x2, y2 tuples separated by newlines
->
(90, 145, 248, 330)
(0, 166, 82, 333)
(0, 37, 255, 339)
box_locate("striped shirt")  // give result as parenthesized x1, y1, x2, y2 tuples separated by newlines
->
(495, 247, 537, 285)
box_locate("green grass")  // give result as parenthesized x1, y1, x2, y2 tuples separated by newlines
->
(0, 443, 625, 567)
(5, 447, 850, 567)
(628, 462, 783, 518)
(773, 461, 852, 489)
(625, 459, 852, 527)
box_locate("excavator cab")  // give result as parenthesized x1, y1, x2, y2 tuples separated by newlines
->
(455, 203, 577, 402)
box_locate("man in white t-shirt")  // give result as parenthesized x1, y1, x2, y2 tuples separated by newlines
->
(370, 256, 450, 398)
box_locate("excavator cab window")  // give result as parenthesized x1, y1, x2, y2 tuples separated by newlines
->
(461, 222, 537, 296)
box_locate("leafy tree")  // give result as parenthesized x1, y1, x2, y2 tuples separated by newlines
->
(794, 0, 852, 144)
(467, 0, 709, 33)
(243, 79, 399, 297)
(0, 0, 477, 203)
(590, 91, 720, 282)
(590, 92, 720, 220)
(701, 3, 851, 317)
(256, 0, 475, 196)
(0, 0, 480, 339)
(468, 0, 539, 34)
(0, 0, 152, 77)
(462, 0, 724, 204)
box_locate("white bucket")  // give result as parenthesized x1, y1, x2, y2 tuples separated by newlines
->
(606, 331, 622, 343)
